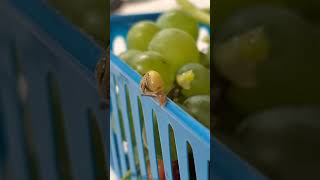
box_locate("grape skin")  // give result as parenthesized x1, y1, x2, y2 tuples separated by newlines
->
(149, 28, 200, 72)
(127, 21, 161, 51)
(157, 10, 199, 40)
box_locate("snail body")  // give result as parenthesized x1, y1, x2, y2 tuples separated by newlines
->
(140, 70, 167, 106)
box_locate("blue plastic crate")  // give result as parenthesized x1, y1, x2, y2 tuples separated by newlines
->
(110, 13, 267, 180)
(0, 0, 108, 180)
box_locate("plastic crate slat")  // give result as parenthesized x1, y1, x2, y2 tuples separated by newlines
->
(128, 94, 147, 177)
(0, 40, 29, 180)
(0, 92, 4, 179)
(110, 76, 129, 175)
(193, 146, 209, 180)
(45, 52, 107, 180)
(110, 130, 121, 178)
(22, 71, 58, 180)
(156, 114, 173, 180)
(57, 100, 94, 180)
(140, 102, 160, 179)
(117, 79, 137, 175)
(55, 65, 99, 180)
(174, 132, 190, 180)
(110, 99, 121, 177)
(18, 34, 61, 180)
(48, 74, 75, 180)
(87, 109, 108, 180)
(2, 87, 29, 180)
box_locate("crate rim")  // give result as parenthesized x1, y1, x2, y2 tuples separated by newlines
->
(111, 12, 161, 23)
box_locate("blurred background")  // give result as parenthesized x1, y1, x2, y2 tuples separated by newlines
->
(48, 0, 108, 47)
(0, 0, 108, 180)
(111, 0, 209, 14)
(213, 0, 320, 179)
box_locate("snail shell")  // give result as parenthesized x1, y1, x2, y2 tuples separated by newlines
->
(144, 70, 164, 93)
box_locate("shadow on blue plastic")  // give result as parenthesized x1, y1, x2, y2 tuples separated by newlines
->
(8, 0, 104, 72)
(212, 139, 267, 180)
(0, 92, 6, 179)
(1, 1, 108, 180)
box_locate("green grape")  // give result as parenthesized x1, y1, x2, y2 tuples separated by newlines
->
(131, 51, 175, 93)
(199, 51, 210, 68)
(176, 63, 210, 97)
(118, 50, 142, 66)
(157, 10, 199, 40)
(216, 6, 320, 114)
(127, 21, 161, 51)
(206, 46, 210, 66)
(149, 28, 199, 72)
(215, 27, 269, 88)
(175, 0, 210, 25)
(183, 95, 210, 129)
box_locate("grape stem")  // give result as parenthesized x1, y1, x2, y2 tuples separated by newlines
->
(121, 161, 140, 179)
(175, 0, 210, 25)
(121, 171, 131, 180)
(176, 70, 195, 90)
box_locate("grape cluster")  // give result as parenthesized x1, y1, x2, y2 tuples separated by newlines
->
(120, 10, 211, 127)
(117, 10, 211, 179)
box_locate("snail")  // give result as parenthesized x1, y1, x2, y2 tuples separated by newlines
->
(140, 70, 167, 106)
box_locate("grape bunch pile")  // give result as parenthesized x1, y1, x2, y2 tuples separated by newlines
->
(119, 10, 211, 129)
(117, 7, 210, 180)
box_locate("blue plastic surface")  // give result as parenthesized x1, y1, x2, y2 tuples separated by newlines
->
(110, 13, 267, 180)
(0, 0, 108, 180)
